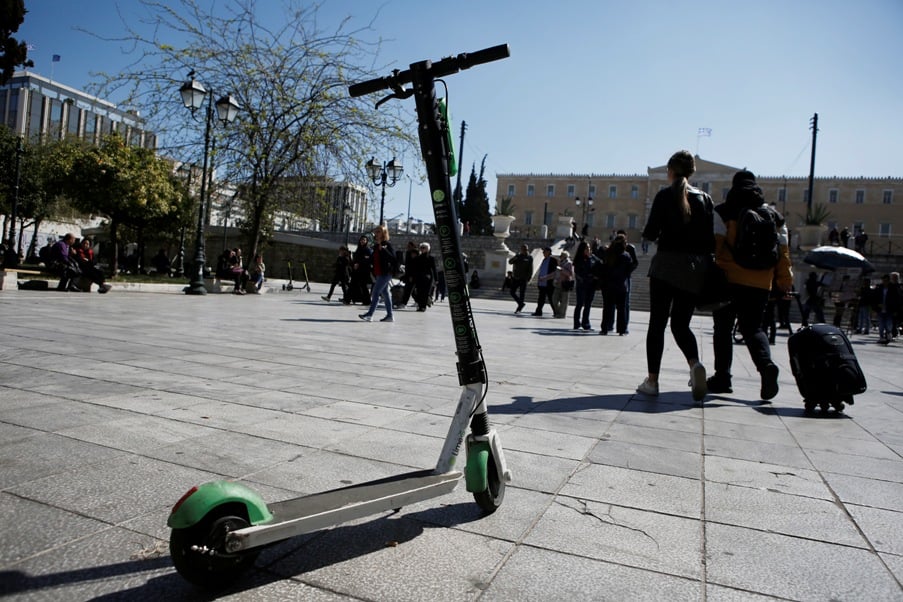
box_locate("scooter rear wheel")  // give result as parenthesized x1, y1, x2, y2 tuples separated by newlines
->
(170, 509, 258, 588)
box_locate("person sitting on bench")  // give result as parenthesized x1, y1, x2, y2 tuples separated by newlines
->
(50, 234, 82, 292)
(74, 237, 112, 293)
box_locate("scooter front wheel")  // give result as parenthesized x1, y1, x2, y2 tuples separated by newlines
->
(170, 508, 258, 588)
(468, 444, 505, 514)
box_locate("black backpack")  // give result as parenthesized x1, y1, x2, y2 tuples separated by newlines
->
(731, 205, 779, 270)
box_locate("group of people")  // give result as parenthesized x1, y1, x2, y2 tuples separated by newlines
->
(48, 233, 112, 293)
(801, 270, 902, 345)
(216, 247, 265, 294)
(507, 229, 639, 335)
(321, 225, 443, 321)
(637, 151, 792, 403)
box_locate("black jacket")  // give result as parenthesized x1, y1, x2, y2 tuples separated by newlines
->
(642, 185, 714, 255)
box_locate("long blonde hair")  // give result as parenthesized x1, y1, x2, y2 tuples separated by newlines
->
(667, 150, 696, 222)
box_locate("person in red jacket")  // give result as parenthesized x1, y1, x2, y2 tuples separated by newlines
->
(708, 171, 792, 400)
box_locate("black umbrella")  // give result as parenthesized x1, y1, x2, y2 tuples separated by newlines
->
(803, 246, 874, 273)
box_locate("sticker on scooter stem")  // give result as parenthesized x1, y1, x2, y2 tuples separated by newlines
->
(433, 189, 445, 202)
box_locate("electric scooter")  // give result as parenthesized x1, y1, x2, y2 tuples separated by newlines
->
(167, 43, 512, 588)
(281, 259, 312, 292)
(281, 259, 294, 291)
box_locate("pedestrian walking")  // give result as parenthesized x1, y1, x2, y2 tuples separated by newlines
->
(708, 170, 792, 400)
(637, 150, 714, 401)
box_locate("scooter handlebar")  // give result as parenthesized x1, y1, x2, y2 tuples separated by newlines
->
(348, 43, 509, 97)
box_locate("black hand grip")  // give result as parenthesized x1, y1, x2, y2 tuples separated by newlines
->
(349, 72, 405, 98)
(348, 43, 509, 97)
(460, 44, 510, 69)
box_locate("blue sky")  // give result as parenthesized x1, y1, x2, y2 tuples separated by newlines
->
(17, 0, 903, 223)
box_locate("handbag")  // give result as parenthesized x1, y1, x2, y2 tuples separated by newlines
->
(647, 250, 708, 296)
(696, 259, 731, 312)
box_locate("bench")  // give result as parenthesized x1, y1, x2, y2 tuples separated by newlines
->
(0, 267, 99, 292)
(0, 268, 49, 290)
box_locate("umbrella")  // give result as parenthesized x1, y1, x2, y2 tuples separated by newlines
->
(803, 246, 874, 273)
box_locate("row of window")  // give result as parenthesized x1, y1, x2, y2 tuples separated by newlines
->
(506, 183, 642, 200)
(505, 182, 895, 205)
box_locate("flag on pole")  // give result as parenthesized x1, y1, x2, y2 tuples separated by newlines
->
(697, 127, 712, 137)
(52, 54, 61, 62)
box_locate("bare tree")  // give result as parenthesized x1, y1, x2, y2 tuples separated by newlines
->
(91, 0, 412, 258)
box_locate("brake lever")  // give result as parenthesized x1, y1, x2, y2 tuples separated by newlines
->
(375, 80, 414, 110)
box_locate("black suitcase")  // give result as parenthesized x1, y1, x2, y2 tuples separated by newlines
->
(787, 324, 867, 413)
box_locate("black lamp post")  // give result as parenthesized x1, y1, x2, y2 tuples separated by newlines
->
(574, 178, 594, 238)
(179, 71, 240, 295)
(3, 137, 24, 268)
(365, 156, 403, 226)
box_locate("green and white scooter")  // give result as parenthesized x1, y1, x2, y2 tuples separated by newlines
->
(167, 43, 512, 588)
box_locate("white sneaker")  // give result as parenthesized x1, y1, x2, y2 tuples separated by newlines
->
(359, 313, 372, 322)
(636, 378, 659, 396)
(690, 362, 707, 402)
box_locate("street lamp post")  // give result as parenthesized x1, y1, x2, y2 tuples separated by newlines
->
(574, 178, 594, 239)
(781, 176, 787, 217)
(366, 157, 403, 226)
(179, 71, 240, 295)
(3, 137, 24, 268)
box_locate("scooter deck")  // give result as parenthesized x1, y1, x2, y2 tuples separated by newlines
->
(227, 469, 462, 552)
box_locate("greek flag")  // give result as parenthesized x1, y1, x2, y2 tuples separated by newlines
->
(697, 127, 712, 137)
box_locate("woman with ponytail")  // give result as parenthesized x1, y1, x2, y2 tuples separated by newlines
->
(637, 150, 715, 401)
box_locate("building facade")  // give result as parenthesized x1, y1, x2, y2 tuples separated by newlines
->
(497, 157, 901, 252)
(0, 71, 155, 148)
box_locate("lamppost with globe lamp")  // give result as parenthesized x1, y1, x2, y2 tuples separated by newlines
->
(365, 157, 403, 226)
(178, 71, 240, 295)
(3, 137, 24, 268)
(574, 178, 594, 239)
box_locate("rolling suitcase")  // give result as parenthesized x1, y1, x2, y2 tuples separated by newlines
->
(787, 324, 867, 413)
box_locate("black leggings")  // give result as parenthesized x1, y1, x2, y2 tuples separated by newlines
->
(646, 277, 700, 375)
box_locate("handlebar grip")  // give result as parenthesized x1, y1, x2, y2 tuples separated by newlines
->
(460, 44, 510, 68)
(349, 74, 400, 98)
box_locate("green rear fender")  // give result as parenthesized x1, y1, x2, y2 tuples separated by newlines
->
(464, 441, 490, 493)
(167, 481, 273, 530)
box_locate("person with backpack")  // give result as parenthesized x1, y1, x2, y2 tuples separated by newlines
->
(707, 170, 793, 401)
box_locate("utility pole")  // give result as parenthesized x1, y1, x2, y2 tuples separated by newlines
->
(806, 113, 818, 218)
(453, 121, 467, 218)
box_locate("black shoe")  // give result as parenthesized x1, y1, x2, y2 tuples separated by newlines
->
(516, 303, 525, 313)
(706, 374, 733, 394)
(760, 363, 779, 401)
(531, 311, 542, 316)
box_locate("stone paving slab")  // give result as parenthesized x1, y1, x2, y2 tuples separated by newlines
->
(0, 286, 901, 600)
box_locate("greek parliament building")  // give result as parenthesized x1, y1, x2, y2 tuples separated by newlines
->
(496, 157, 902, 253)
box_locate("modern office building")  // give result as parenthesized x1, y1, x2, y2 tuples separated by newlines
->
(0, 70, 155, 148)
(497, 157, 901, 251)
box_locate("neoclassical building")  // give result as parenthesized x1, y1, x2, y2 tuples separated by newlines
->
(496, 157, 901, 252)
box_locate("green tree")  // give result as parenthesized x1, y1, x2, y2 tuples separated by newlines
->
(0, 127, 82, 258)
(91, 0, 413, 260)
(462, 155, 491, 234)
(0, 0, 33, 84)
(67, 134, 184, 274)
